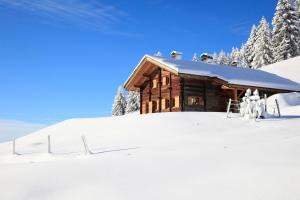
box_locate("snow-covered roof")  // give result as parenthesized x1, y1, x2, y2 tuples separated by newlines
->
(125, 55, 300, 92)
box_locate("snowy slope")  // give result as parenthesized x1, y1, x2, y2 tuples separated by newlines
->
(0, 107, 300, 200)
(262, 56, 300, 84)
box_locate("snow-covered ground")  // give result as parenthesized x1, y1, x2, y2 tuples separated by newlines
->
(262, 56, 300, 84)
(0, 93, 300, 200)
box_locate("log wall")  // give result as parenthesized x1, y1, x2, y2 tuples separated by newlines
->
(140, 69, 182, 114)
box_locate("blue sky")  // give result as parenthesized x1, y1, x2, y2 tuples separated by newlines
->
(0, 0, 278, 125)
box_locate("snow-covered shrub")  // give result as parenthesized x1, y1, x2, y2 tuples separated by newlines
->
(112, 86, 127, 116)
(126, 91, 140, 114)
(240, 89, 267, 119)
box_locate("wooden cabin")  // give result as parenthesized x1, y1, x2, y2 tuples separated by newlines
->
(124, 55, 300, 114)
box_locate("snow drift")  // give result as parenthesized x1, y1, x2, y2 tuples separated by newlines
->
(0, 105, 300, 200)
(262, 56, 300, 84)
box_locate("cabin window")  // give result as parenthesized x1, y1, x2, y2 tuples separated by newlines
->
(162, 99, 170, 110)
(152, 80, 157, 88)
(172, 96, 179, 108)
(152, 100, 158, 112)
(162, 76, 170, 86)
(145, 103, 149, 113)
(188, 96, 204, 106)
(171, 98, 175, 108)
(165, 99, 170, 109)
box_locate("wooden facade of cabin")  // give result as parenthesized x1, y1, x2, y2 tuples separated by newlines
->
(139, 70, 282, 114)
(125, 56, 298, 114)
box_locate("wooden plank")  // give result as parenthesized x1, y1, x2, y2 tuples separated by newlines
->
(169, 72, 172, 112)
(233, 89, 238, 101)
(158, 69, 162, 112)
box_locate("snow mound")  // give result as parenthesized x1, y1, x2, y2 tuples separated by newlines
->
(0, 111, 300, 200)
(262, 56, 300, 84)
(267, 92, 300, 108)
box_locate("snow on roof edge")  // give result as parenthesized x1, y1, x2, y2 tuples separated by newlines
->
(125, 55, 300, 92)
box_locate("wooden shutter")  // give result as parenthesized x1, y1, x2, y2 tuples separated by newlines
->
(175, 96, 180, 108)
(162, 99, 166, 110)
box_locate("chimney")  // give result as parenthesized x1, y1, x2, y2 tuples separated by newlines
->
(171, 51, 183, 60)
(200, 53, 213, 62)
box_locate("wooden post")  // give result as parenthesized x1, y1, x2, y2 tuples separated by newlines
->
(180, 77, 185, 111)
(233, 89, 238, 102)
(139, 88, 143, 114)
(275, 99, 281, 118)
(232, 89, 238, 113)
(169, 72, 172, 112)
(12, 138, 16, 155)
(48, 135, 51, 154)
(81, 135, 90, 155)
(264, 94, 267, 112)
(158, 69, 162, 112)
(226, 98, 232, 118)
(148, 79, 151, 102)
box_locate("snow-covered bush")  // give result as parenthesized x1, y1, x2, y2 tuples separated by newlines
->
(240, 89, 267, 119)
(126, 91, 140, 114)
(112, 86, 127, 116)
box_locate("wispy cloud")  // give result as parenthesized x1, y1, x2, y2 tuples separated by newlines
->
(0, 0, 129, 33)
(229, 19, 257, 36)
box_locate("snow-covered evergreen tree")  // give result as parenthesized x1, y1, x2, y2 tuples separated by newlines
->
(212, 52, 218, 64)
(218, 50, 227, 65)
(244, 25, 257, 68)
(226, 53, 232, 66)
(112, 86, 127, 116)
(192, 53, 199, 62)
(230, 47, 240, 66)
(125, 91, 140, 114)
(239, 44, 249, 68)
(272, 0, 300, 62)
(296, 0, 300, 12)
(252, 17, 273, 68)
(154, 51, 162, 57)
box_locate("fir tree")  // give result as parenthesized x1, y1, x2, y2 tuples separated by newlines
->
(212, 52, 218, 64)
(296, 0, 300, 12)
(272, 0, 300, 62)
(154, 51, 162, 57)
(230, 47, 240, 66)
(239, 44, 249, 68)
(192, 53, 199, 62)
(218, 50, 227, 65)
(112, 86, 127, 116)
(244, 25, 258, 68)
(226, 53, 232, 66)
(252, 17, 273, 68)
(125, 91, 140, 114)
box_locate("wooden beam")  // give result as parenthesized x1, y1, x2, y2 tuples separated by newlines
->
(169, 72, 172, 112)
(140, 88, 143, 114)
(221, 85, 235, 90)
(237, 90, 245, 99)
(158, 69, 162, 112)
(233, 89, 238, 101)
(180, 77, 185, 111)
(148, 78, 152, 102)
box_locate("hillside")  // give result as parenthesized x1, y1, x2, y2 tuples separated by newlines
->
(262, 56, 300, 84)
(0, 102, 300, 200)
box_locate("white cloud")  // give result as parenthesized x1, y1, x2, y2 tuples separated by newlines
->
(0, 0, 128, 32)
(0, 120, 46, 142)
